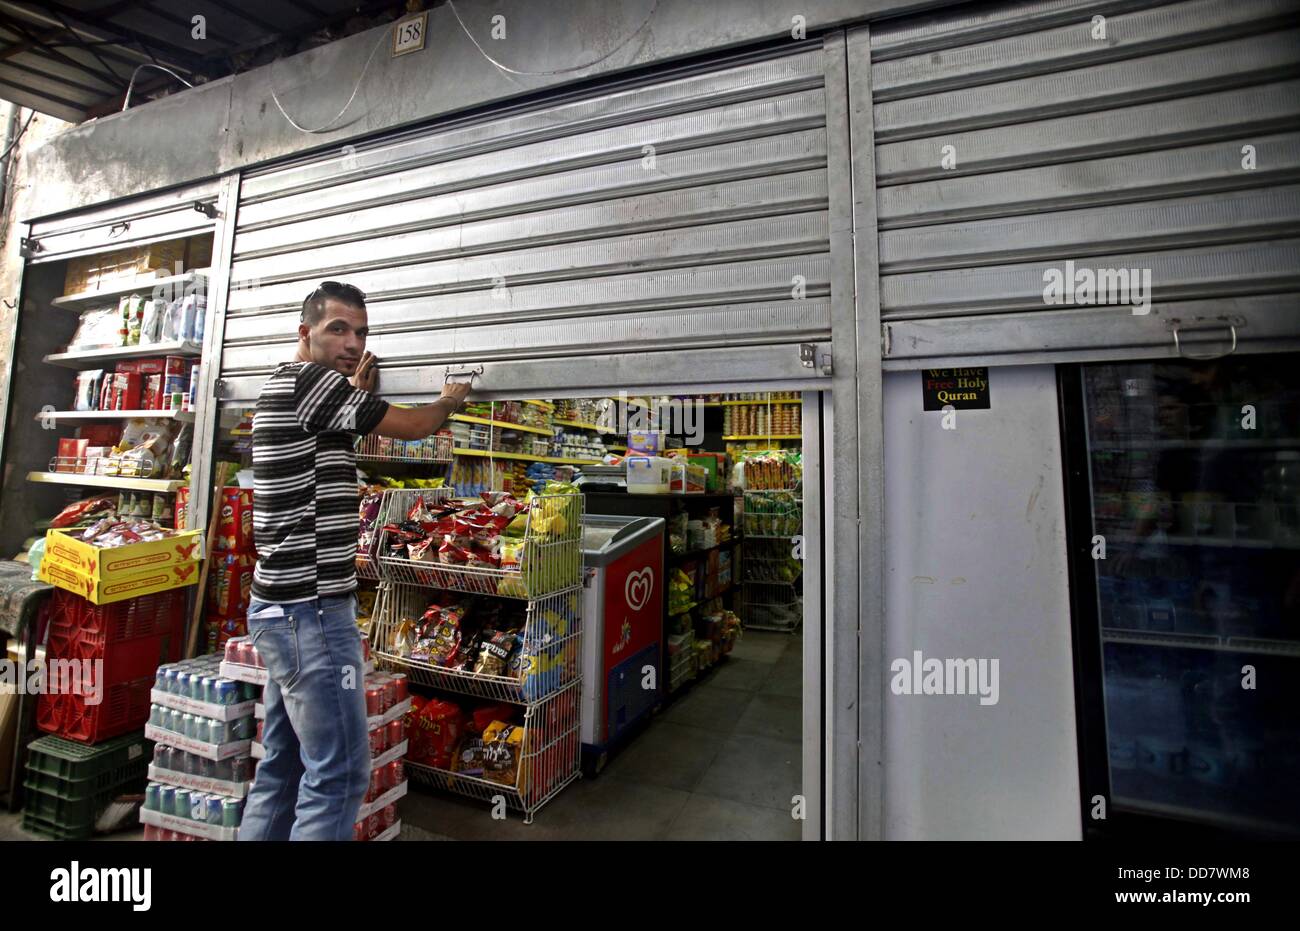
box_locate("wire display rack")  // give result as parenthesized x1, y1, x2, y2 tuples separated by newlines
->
(47, 453, 166, 478)
(370, 581, 581, 704)
(741, 489, 802, 632)
(377, 492, 584, 599)
(403, 680, 581, 824)
(355, 433, 453, 464)
(357, 487, 454, 581)
(367, 487, 585, 823)
(741, 489, 803, 538)
(741, 585, 802, 632)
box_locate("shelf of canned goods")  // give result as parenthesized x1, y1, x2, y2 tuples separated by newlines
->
(367, 486, 584, 823)
(140, 653, 258, 840)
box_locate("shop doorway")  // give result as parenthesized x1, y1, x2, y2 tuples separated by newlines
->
(341, 387, 826, 841)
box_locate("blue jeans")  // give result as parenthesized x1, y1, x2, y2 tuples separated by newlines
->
(237, 594, 370, 841)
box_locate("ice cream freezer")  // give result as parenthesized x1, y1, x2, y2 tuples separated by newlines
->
(579, 514, 664, 775)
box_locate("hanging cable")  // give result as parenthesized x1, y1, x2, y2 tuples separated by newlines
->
(267, 27, 390, 134)
(121, 64, 194, 111)
(447, 0, 659, 77)
(0, 109, 34, 165)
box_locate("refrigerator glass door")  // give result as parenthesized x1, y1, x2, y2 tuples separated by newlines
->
(1082, 356, 1300, 833)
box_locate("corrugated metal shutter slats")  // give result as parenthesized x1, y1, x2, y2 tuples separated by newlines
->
(874, 0, 1300, 366)
(222, 47, 831, 396)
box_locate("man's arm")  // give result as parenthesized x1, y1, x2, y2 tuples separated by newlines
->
(375, 395, 462, 440)
(352, 351, 474, 440)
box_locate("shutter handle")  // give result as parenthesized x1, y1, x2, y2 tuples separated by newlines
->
(1171, 322, 1237, 361)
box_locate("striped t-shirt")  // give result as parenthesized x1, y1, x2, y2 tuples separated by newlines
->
(251, 361, 389, 603)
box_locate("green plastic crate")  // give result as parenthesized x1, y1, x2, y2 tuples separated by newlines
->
(21, 781, 138, 836)
(23, 731, 151, 796)
(22, 809, 95, 841)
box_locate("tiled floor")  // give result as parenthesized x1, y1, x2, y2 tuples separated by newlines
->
(399, 629, 805, 841)
(0, 631, 805, 842)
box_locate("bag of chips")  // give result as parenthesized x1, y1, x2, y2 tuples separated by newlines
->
(473, 629, 518, 677)
(482, 721, 525, 786)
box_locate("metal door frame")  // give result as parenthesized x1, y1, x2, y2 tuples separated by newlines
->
(826, 27, 886, 842)
(188, 172, 242, 531)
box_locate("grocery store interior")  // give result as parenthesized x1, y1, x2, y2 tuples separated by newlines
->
(0, 233, 817, 840)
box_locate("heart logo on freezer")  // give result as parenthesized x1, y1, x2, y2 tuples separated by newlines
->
(625, 567, 653, 612)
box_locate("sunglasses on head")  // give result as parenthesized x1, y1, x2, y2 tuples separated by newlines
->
(302, 281, 367, 319)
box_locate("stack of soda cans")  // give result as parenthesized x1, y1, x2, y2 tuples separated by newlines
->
(243, 636, 409, 842)
(139, 654, 260, 841)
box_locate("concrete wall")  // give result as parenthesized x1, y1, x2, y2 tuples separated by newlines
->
(22, 0, 947, 220)
(882, 365, 1082, 840)
(0, 105, 73, 524)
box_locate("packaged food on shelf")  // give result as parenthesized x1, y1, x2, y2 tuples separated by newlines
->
(204, 615, 249, 655)
(668, 568, 696, 617)
(736, 448, 802, 491)
(68, 307, 127, 350)
(209, 552, 254, 616)
(71, 370, 105, 411)
(213, 487, 255, 553)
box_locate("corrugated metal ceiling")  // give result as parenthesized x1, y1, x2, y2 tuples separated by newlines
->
(0, 0, 413, 122)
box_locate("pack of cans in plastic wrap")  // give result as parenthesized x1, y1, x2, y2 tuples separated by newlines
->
(354, 803, 399, 841)
(156, 655, 261, 703)
(149, 704, 256, 743)
(152, 743, 255, 782)
(142, 783, 245, 836)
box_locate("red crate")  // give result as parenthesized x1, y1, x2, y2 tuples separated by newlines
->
(49, 589, 185, 645)
(37, 590, 185, 744)
(36, 677, 154, 744)
(45, 626, 180, 688)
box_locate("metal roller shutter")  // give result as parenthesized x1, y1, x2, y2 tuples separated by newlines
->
(216, 44, 838, 404)
(870, 0, 1300, 369)
(24, 179, 220, 263)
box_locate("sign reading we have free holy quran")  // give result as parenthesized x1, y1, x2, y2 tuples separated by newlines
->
(922, 368, 990, 411)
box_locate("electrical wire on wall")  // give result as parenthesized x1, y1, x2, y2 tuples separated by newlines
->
(267, 0, 661, 133)
(0, 109, 35, 219)
(447, 0, 659, 78)
(267, 26, 391, 134)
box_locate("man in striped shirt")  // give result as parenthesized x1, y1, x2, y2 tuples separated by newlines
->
(239, 281, 470, 841)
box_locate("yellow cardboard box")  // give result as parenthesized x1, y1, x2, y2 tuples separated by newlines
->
(38, 558, 200, 605)
(43, 528, 203, 580)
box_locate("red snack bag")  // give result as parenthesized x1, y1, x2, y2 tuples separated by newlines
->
(469, 703, 516, 735)
(405, 695, 427, 760)
(413, 699, 464, 768)
(50, 496, 116, 528)
(438, 538, 470, 565)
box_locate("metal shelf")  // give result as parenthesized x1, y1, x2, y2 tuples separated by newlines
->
(452, 447, 599, 465)
(721, 399, 801, 406)
(51, 269, 209, 311)
(26, 471, 184, 492)
(723, 434, 801, 440)
(668, 539, 738, 563)
(1105, 531, 1300, 551)
(1101, 627, 1300, 656)
(36, 408, 194, 423)
(450, 414, 552, 436)
(44, 340, 203, 369)
(1092, 438, 1300, 451)
(553, 419, 618, 433)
